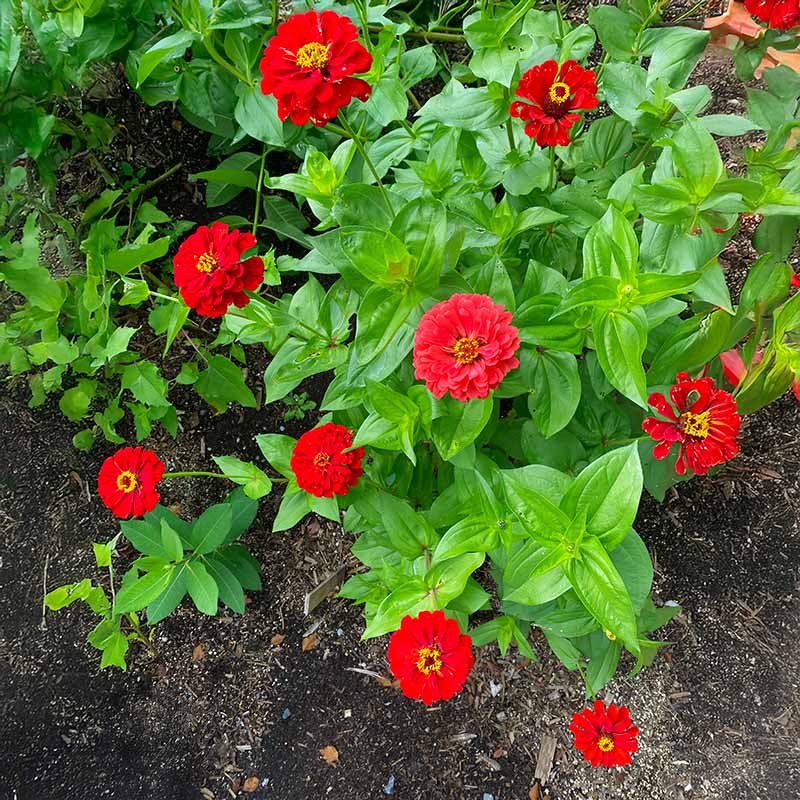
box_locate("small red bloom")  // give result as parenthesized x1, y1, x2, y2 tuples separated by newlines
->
(745, 0, 800, 29)
(290, 422, 364, 498)
(173, 222, 263, 318)
(387, 610, 474, 706)
(570, 700, 639, 768)
(98, 447, 164, 518)
(413, 294, 520, 402)
(259, 10, 372, 127)
(510, 59, 598, 147)
(642, 372, 741, 476)
(791, 272, 800, 289)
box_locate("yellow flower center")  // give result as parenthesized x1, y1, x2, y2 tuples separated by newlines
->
(452, 336, 481, 365)
(296, 41, 330, 70)
(116, 470, 138, 494)
(313, 452, 331, 469)
(416, 646, 443, 675)
(597, 735, 615, 752)
(548, 81, 571, 105)
(196, 252, 218, 273)
(604, 629, 617, 641)
(680, 410, 710, 439)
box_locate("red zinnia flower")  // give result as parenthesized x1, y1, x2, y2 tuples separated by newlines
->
(259, 10, 372, 127)
(642, 371, 741, 476)
(173, 222, 263, 318)
(791, 272, 800, 289)
(744, 0, 800, 29)
(570, 700, 639, 768)
(290, 422, 364, 498)
(413, 293, 520, 402)
(510, 59, 598, 147)
(98, 447, 164, 518)
(387, 610, 474, 706)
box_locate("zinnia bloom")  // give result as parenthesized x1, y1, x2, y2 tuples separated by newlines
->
(791, 272, 800, 289)
(744, 0, 800, 29)
(259, 10, 372, 127)
(290, 422, 364, 497)
(510, 59, 598, 147)
(642, 371, 741, 476)
(173, 222, 263, 318)
(98, 447, 164, 518)
(387, 610, 474, 706)
(570, 700, 639, 768)
(413, 294, 520, 402)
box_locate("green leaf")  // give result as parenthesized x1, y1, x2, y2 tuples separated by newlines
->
(528, 350, 581, 437)
(160, 520, 184, 562)
(106, 237, 170, 276)
(59, 379, 97, 422)
(426, 552, 485, 606)
(670, 119, 724, 200)
(645, 26, 708, 90)
(234, 84, 285, 147)
(610, 530, 653, 612)
(121, 361, 170, 407)
(212, 455, 272, 499)
(502, 471, 571, 540)
(88, 619, 129, 671)
(184, 561, 219, 615)
(582, 207, 638, 282)
(593, 307, 648, 407)
(502, 542, 572, 605)
(272, 484, 311, 532)
(190, 504, 233, 555)
(559, 444, 643, 550)
(255, 433, 296, 478)
(194, 354, 257, 412)
(432, 517, 500, 563)
(563, 536, 638, 652)
(391, 198, 447, 295)
(146, 565, 188, 624)
(219, 543, 262, 590)
(362, 580, 435, 639)
(115, 567, 175, 614)
(203, 554, 246, 614)
(417, 80, 509, 131)
(120, 518, 174, 560)
(138, 31, 198, 85)
(431, 395, 493, 461)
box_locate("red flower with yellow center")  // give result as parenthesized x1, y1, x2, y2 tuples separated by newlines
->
(97, 447, 164, 518)
(510, 59, 598, 147)
(570, 700, 639, 768)
(387, 610, 474, 706)
(259, 10, 373, 127)
(642, 371, 741, 476)
(173, 222, 264, 318)
(745, 0, 800, 29)
(413, 294, 520, 402)
(290, 422, 364, 498)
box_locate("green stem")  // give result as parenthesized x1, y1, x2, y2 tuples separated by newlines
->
(203, 36, 254, 86)
(271, 0, 279, 27)
(253, 146, 268, 237)
(505, 117, 516, 152)
(367, 25, 464, 42)
(337, 114, 393, 216)
(354, 0, 372, 51)
(162, 470, 229, 479)
(150, 290, 180, 303)
(555, 0, 565, 39)
(406, 88, 421, 111)
(548, 146, 557, 191)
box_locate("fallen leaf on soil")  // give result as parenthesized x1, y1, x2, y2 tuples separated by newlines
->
(271, 633, 285, 646)
(243, 776, 259, 792)
(493, 748, 507, 759)
(319, 745, 339, 766)
(376, 675, 400, 689)
(529, 785, 540, 800)
(192, 644, 205, 661)
(168, 503, 183, 515)
(302, 633, 317, 652)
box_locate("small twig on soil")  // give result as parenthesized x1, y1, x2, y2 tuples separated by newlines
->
(345, 666, 385, 680)
(40, 553, 50, 631)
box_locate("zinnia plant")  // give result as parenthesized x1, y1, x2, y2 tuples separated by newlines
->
(571, 701, 640, 768)
(290, 422, 364, 498)
(744, 0, 800, 29)
(97, 447, 165, 518)
(387, 611, 474, 705)
(642, 372, 741, 476)
(173, 223, 264, 318)
(259, 9, 373, 126)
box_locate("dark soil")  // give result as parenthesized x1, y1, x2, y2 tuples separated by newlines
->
(3, 15, 800, 800)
